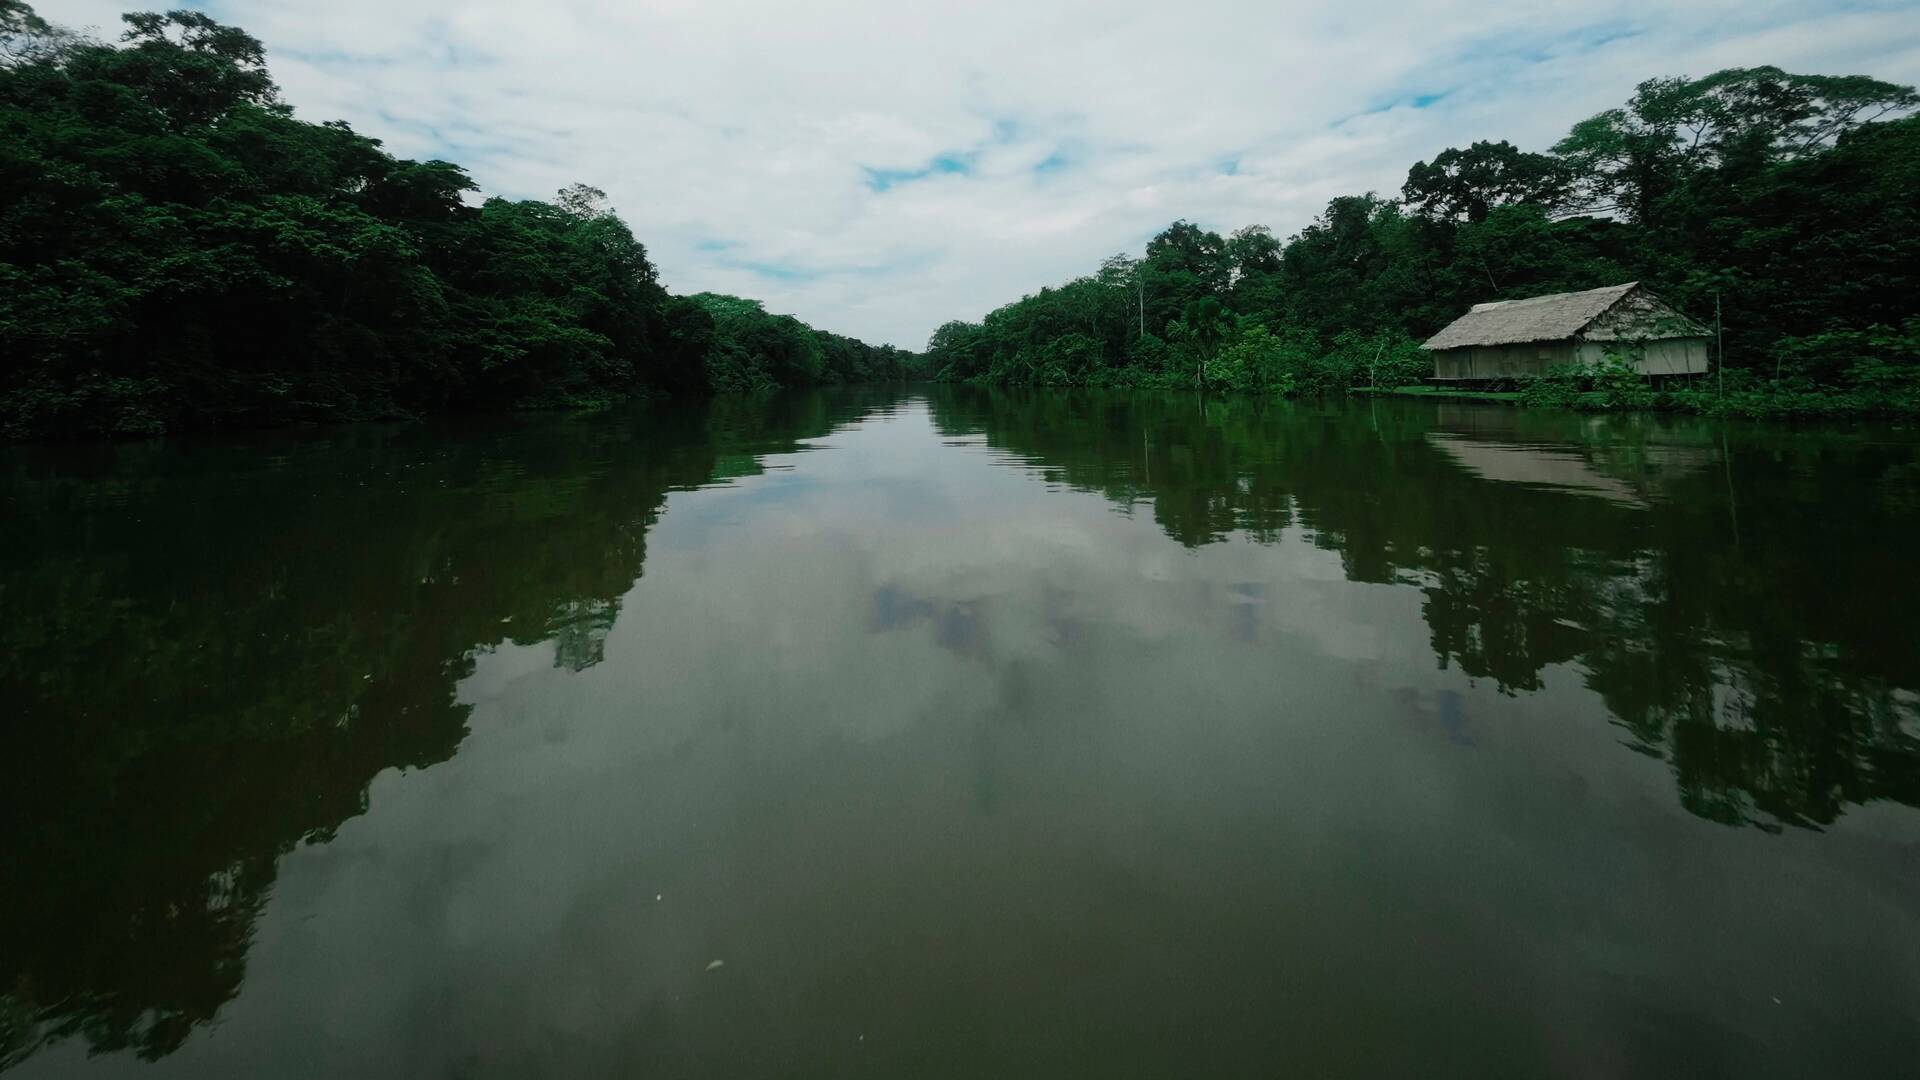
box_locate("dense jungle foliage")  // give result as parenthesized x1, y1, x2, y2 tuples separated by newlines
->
(925, 68, 1920, 414)
(0, 3, 918, 438)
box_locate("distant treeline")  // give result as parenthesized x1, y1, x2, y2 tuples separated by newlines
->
(0, 3, 920, 438)
(926, 67, 1920, 407)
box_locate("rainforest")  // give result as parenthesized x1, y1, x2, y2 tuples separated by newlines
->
(5, 4, 1920, 1078)
(0, 2, 920, 438)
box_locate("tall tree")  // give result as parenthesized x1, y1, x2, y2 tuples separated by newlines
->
(1402, 140, 1572, 222)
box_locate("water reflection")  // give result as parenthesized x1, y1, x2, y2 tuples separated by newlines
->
(2, 386, 1917, 1075)
(0, 390, 905, 1067)
(1426, 432, 1648, 506)
(926, 386, 1920, 831)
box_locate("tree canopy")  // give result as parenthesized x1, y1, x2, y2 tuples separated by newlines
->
(0, 3, 919, 438)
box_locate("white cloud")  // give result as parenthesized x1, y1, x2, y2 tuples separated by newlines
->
(36, 0, 1920, 348)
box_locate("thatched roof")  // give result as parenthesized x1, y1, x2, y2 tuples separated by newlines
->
(1421, 282, 1701, 351)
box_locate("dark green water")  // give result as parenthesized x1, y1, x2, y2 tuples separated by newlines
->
(4, 388, 1919, 1078)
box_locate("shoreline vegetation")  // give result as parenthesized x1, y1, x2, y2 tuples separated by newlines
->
(0, 3, 922, 439)
(923, 66, 1920, 420)
(4, 4, 1918, 439)
(1354, 375, 1920, 420)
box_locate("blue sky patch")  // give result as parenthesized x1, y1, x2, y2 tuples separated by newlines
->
(734, 261, 820, 283)
(864, 149, 979, 192)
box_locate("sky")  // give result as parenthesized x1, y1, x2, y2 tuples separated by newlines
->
(36, 0, 1920, 349)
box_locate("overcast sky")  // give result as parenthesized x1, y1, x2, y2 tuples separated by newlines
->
(37, 0, 1920, 348)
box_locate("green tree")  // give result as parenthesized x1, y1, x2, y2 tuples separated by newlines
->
(1180, 297, 1231, 387)
(1553, 67, 1919, 221)
(1402, 140, 1572, 223)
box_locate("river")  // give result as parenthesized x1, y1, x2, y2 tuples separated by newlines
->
(4, 388, 1918, 1077)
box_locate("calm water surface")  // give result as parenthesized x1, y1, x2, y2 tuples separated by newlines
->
(4, 388, 1919, 1077)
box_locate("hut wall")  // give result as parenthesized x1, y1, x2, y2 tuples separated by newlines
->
(1431, 341, 1579, 380)
(1573, 338, 1709, 375)
(1584, 291, 1706, 342)
(1432, 337, 1710, 380)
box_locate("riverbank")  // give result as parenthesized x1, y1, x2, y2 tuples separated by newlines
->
(1351, 382, 1920, 420)
(1349, 386, 1523, 404)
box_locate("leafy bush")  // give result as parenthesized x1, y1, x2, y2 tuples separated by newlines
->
(1204, 325, 1301, 393)
(1517, 352, 1655, 410)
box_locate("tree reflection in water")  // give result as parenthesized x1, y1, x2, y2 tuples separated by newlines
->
(0, 390, 906, 1067)
(928, 387, 1920, 832)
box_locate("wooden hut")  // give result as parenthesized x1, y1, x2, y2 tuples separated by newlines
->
(1421, 282, 1709, 382)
